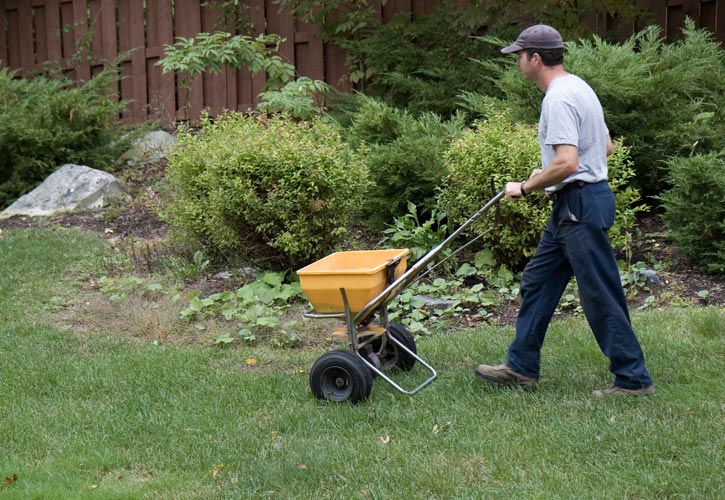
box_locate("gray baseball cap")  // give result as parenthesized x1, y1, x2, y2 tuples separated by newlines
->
(501, 24, 564, 54)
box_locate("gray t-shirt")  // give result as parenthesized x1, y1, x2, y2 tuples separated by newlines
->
(539, 74, 609, 194)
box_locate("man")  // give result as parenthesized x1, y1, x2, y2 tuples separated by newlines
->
(475, 25, 654, 397)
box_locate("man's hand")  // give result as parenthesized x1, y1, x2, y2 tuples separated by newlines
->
(505, 169, 543, 201)
(505, 181, 525, 201)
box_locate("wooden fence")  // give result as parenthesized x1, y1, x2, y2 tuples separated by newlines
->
(1, 0, 723, 127)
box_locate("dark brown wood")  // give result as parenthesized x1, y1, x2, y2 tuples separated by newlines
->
(0, 0, 722, 126)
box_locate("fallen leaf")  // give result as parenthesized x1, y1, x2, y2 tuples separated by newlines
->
(245, 358, 258, 365)
(3, 474, 17, 484)
(297, 463, 307, 470)
(361, 488, 371, 499)
(273, 442, 282, 450)
(378, 434, 390, 444)
(212, 464, 224, 477)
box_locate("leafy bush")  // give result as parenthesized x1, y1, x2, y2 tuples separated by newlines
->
(658, 153, 725, 274)
(0, 67, 130, 209)
(437, 114, 643, 270)
(476, 21, 725, 197)
(161, 112, 369, 268)
(346, 97, 464, 230)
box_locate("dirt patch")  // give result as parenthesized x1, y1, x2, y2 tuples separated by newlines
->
(1, 166, 722, 346)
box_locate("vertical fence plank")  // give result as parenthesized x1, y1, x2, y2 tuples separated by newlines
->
(267, 0, 295, 68)
(294, 19, 324, 81)
(700, 0, 717, 34)
(156, 0, 176, 125)
(716, 0, 725, 43)
(60, 0, 74, 61)
(35, 4, 49, 65)
(129, 0, 147, 121)
(246, 0, 267, 109)
(200, 4, 227, 116)
(100, 0, 116, 62)
(72, 0, 90, 81)
(5, 4, 19, 68)
(0, 0, 6, 66)
(175, 0, 203, 123)
(117, 0, 132, 121)
(18, 1, 34, 72)
(45, 0, 63, 63)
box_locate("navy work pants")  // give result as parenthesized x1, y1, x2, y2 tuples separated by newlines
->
(506, 181, 653, 389)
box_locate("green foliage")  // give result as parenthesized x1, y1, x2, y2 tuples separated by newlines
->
(389, 248, 520, 334)
(157, 31, 295, 91)
(257, 77, 330, 119)
(437, 114, 642, 270)
(474, 0, 648, 40)
(479, 21, 725, 196)
(381, 202, 449, 264)
(161, 112, 369, 268)
(346, 97, 464, 229)
(0, 67, 130, 209)
(178, 272, 304, 346)
(658, 153, 725, 274)
(352, 3, 508, 117)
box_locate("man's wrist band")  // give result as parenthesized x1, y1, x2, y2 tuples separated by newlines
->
(520, 181, 529, 197)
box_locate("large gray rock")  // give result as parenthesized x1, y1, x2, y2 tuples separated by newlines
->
(120, 130, 175, 164)
(0, 164, 125, 219)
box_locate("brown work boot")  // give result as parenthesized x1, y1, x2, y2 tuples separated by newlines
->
(475, 363, 537, 387)
(592, 385, 655, 397)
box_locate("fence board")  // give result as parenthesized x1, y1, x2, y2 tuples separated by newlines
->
(0, 0, 5, 66)
(45, 0, 63, 63)
(18, 2, 34, 71)
(72, 0, 90, 81)
(1, 0, 722, 127)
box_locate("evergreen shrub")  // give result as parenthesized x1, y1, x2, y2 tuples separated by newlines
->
(659, 153, 725, 274)
(354, 3, 510, 118)
(0, 67, 129, 209)
(162, 113, 369, 268)
(346, 97, 464, 230)
(437, 114, 643, 270)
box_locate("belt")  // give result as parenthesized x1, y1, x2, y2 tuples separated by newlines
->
(549, 180, 586, 201)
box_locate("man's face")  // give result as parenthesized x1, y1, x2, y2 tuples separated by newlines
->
(515, 51, 537, 81)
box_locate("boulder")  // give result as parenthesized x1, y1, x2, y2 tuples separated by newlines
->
(120, 130, 175, 164)
(0, 164, 125, 219)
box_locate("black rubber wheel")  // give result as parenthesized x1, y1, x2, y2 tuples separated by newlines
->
(309, 350, 373, 403)
(360, 345, 382, 378)
(376, 323, 417, 371)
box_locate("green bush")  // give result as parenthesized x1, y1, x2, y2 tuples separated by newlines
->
(0, 67, 130, 209)
(346, 97, 464, 230)
(353, 3, 511, 118)
(476, 21, 725, 197)
(658, 153, 725, 274)
(161, 112, 369, 268)
(437, 114, 643, 270)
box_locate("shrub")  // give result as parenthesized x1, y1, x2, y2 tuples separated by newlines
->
(0, 67, 130, 209)
(476, 21, 725, 197)
(161, 112, 369, 268)
(437, 114, 643, 270)
(658, 153, 725, 274)
(354, 3, 509, 118)
(346, 97, 464, 230)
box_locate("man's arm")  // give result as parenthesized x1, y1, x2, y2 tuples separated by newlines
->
(606, 134, 613, 156)
(505, 144, 578, 200)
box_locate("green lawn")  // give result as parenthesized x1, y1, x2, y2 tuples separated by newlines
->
(1, 228, 723, 499)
